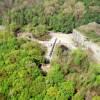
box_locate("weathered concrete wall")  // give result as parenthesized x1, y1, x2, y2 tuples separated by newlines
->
(73, 29, 100, 63)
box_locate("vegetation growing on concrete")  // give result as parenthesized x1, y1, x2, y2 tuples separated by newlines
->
(77, 22, 100, 45)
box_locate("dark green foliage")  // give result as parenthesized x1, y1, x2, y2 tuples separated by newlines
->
(0, 17, 2, 24)
(1, 0, 99, 33)
(48, 14, 74, 32)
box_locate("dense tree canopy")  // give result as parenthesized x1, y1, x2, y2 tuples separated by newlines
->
(0, 0, 100, 33)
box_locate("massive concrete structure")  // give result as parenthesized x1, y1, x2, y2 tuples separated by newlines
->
(44, 32, 77, 61)
(73, 29, 100, 63)
(18, 32, 77, 62)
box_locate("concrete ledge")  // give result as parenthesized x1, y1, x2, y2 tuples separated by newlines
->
(73, 29, 100, 63)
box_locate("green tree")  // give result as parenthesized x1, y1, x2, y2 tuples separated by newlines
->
(46, 64, 64, 85)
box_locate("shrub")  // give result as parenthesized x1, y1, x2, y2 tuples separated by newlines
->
(58, 81, 75, 99)
(92, 96, 100, 100)
(32, 24, 48, 37)
(44, 86, 58, 99)
(32, 24, 51, 41)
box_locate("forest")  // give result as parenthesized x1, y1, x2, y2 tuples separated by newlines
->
(0, 0, 100, 100)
